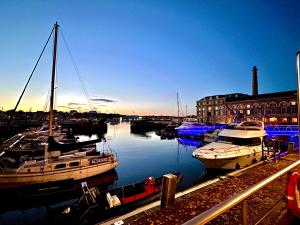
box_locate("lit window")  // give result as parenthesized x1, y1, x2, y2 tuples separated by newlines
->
(269, 117, 278, 123)
(215, 106, 219, 110)
(247, 105, 251, 108)
(239, 110, 243, 114)
(281, 118, 287, 123)
(292, 118, 298, 123)
(208, 107, 211, 111)
(291, 101, 296, 106)
(247, 110, 250, 115)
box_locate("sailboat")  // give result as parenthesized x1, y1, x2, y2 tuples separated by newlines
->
(0, 22, 119, 188)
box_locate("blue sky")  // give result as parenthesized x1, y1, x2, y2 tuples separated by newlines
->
(0, 0, 299, 115)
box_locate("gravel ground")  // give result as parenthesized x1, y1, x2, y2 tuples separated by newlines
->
(126, 154, 300, 225)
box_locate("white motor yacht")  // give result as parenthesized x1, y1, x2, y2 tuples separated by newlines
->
(193, 121, 266, 169)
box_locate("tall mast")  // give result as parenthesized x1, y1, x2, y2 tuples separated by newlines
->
(49, 22, 59, 137)
(186, 104, 187, 117)
(177, 92, 180, 125)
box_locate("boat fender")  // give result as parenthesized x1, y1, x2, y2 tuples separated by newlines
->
(106, 192, 121, 208)
(106, 192, 114, 208)
(286, 172, 300, 216)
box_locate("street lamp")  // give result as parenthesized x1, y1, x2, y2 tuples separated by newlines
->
(296, 51, 300, 158)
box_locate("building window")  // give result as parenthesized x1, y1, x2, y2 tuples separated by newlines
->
(291, 101, 296, 106)
(254, 108, 259, 115)
(208, 107, 211, 111)
(292, 118, 297, 123)
(291, 107, 297, 114)
(269, 117, 278, 123)
(281, 118, 287, 123)
(247, 105, 251, 108)
(247, 109, 251, 115)
(239, 110, 243, 114)
(215, 106, 219, 110)
(271, 108, 276, 115)
(281, 107, 287, 114)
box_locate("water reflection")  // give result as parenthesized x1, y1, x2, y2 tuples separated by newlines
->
(0, 122, 209, 225)
(0, 170, 118, 225)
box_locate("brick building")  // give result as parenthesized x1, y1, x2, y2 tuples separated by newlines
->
(196, 67, 298, 124)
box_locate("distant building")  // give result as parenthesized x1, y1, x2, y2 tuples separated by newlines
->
(196, 66, 298, 124)
(196, 93, 248, 124)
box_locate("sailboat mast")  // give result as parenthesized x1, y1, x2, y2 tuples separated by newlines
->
(49, 22, 59, 137)
(177, 92, 180, 125)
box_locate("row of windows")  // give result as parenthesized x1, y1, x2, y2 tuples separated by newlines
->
(198, 106, 223, 111)
(238, 106, 297, 116)
(198, 111, 224, 116)
(198, 100, 224, 106)
(54, 161, 80, 169)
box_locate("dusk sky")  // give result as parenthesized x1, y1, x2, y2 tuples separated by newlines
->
(0, 0, 299, 115)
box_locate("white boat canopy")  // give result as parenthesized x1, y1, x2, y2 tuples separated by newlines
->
(218, 129, 266, 138)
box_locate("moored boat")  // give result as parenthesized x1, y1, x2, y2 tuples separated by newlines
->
(65, 172, 182, 223)
(0, 22, 119, 188)
(193, 121, 266, 169)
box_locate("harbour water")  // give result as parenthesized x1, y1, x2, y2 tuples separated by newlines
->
(0, 122, 215, 225)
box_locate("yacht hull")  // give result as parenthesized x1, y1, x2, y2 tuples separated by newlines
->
(0, 161, 119, 188)
(196, 152, 262, 170)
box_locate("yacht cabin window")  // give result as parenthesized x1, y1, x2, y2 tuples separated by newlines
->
(55, 163, 66, 169)
(219, 136, 261, 146)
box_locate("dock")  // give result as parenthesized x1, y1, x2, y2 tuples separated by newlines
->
(99, 153, 300, 225)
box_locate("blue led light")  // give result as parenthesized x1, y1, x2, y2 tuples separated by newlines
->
(177, 138, 202, 147)
(176, 124, 299, 138)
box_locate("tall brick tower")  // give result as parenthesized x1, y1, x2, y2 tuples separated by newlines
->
(252, 66, 258, 96)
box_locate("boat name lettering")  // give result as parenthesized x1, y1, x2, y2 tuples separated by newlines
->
(90, 157, 108, 164)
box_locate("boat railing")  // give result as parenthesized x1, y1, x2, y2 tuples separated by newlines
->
(198, 145, 260, 157)
(183, 159, 300, 225)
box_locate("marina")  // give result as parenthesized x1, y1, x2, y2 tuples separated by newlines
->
(0, 122, 210, 225)
(0, 1, 300, 225)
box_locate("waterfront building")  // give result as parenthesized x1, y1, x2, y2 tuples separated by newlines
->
(196, 66, 297, 124)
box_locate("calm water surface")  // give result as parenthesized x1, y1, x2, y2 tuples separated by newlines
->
(0, 122, 209, 225)
(102, 122, 207, 189)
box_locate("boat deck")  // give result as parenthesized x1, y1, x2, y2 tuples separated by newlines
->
(100, 153, 300, 225)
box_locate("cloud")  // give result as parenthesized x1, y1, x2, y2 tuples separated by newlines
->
(68, 102, 86, 106)
(90, 98, 117, 103)
(93, 104, 108, 107)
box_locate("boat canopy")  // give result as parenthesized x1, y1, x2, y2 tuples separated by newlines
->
(219, 128, 266, 138)
(47, 136, 101, 152)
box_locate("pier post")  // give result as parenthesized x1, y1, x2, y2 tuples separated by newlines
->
(161, 173, 177, 208)
(288, 142, 295, 153)
(242, 200, 248, 225)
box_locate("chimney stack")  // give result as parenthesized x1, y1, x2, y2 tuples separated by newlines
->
(252, 66, 258, 96)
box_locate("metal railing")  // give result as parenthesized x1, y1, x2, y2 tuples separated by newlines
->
(183, 159, 300, 225)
